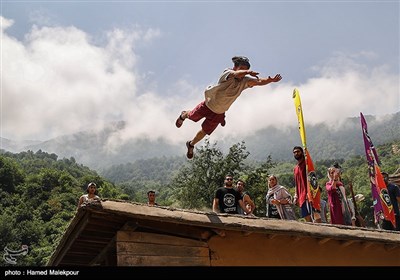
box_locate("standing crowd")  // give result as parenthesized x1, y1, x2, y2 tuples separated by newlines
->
(210, 145, 400, 231)
(77, 148, 400, 231)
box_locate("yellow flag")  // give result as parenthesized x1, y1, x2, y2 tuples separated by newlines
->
(292, 88, 320, 209)
(293, 88, 306, 148)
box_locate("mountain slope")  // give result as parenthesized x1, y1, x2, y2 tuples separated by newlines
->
(1, 112, 399, 170)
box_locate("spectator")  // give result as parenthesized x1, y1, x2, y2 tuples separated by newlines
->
(325, 167, 352, 225)
(292, 146, 321, 223)
(77, 182, 100, 209)
(147, 190, 159, 207)
(236, 179, 256, 215)
(266, 175, 296, 220)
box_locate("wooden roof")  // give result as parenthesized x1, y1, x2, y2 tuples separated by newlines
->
(48, 199, 400, 266)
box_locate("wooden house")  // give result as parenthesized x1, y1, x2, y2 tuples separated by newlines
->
(48, 200, 400, 266)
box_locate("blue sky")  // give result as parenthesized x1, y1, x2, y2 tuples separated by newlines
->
(1, 1, 399, 148)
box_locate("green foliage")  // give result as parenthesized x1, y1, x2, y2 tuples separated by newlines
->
(0, 150, 127, 266)
(99, 155, 185, 205)
(0, 156, 24, 193)
(169, 139, 276, 214)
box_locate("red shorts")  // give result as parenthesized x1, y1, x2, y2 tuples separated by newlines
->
(188, 101, 225, 135)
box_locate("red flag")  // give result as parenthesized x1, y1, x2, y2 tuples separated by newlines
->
(305, 149, 320, 210)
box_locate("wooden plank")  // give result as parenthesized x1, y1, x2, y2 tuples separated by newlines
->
(66, 250, 101, 256)
(120, 221, 138, 231)
(341, 240, 357, 248)
(318, 238, 331, 245)
(90, 235, 116, 265)
(116, 242, 209, 257)
(385, 244, 398, 251)
(267, 234, 278, 239)
(61, 255, 95, 263)
(117, 255, 210, 266)
(362, 242, 375, 249)
(81, 229, 115, 238)
(52, 212, 91, 265)
(212, 229, 226, 237)
(84, 224, 119, 233)
(76, 237, 111, 244)
(73, 240, 109, 248)
(117, 231, 208, 247)
(134, 219, 213, 241)
(69, 246, 99, 253)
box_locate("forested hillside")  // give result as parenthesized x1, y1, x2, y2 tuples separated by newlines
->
(0, 150, 127, 266)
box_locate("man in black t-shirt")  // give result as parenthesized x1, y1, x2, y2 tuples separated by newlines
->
(213, 175, 250, 214)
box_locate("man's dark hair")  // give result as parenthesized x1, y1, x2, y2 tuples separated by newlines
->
(333, 162, 342, 169)
(232, 56, 250, 68)
(237, 179, 245, 185)
(147, 190, 156, 195)
(293, 146, 303, 153)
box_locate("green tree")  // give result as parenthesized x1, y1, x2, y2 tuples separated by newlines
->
(170, 139, 256, 211)
(0, 156, 24, 193)
(0, 150, 128, 266)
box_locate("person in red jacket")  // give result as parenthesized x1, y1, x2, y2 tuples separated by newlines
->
(292, 146, 321, 223)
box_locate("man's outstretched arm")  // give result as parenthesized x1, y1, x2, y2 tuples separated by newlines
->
(248, 73, 282, 87)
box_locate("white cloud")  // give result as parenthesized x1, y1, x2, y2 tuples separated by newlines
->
(28, 8, 58, 27)
(214, 53, 399, 139)
(1, 16, 399, 150)
(1, 16, 14, 30)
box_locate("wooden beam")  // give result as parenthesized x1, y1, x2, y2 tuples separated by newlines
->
(212, 229, 226, 237)
(135, 219, 214, 241)
(341, 240, 357, 248)
(290, 235, 304, 243)
(117, 255, 210, 266)
(241, 231, 252, 236)
(89, 235, 116, 266)
(116, 242, 209, 257)
(52, 212, 91, 266)
(318, 238, 331, 245)
(362, 242, 375, 249)
(267, 234, 278, 239)
(385, 244, 398, 251)
(121, 221, 138, 231)
(117, 231, 208, 247)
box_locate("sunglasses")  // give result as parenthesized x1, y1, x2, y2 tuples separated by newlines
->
(225, 178, 233, 181)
